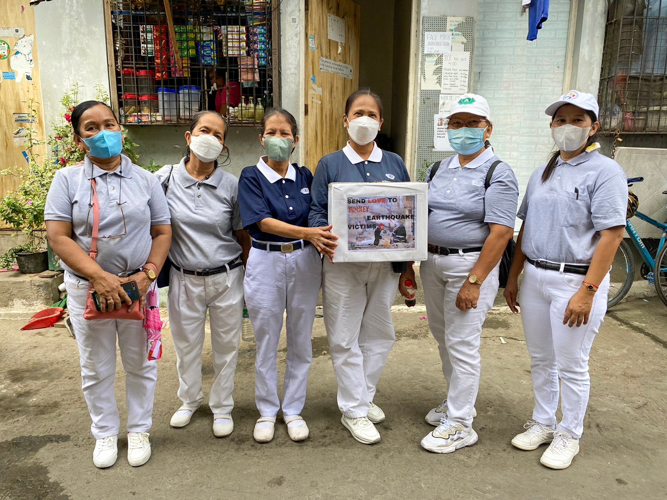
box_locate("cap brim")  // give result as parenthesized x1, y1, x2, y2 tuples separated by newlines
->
(445, 109, 491, 120)
(545, 101, 565, 116)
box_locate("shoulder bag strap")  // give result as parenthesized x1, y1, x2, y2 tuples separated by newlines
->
(89, 178, 100, 261)
(485, 160, 502, 190)
(162, 164, 175, 194)
(428, 160, 442, 182)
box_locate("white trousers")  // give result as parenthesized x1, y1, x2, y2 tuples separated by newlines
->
(322, 260, 399, 418)
(244, 245, 322, 417)
(420, 252, 499, 427)
(519, 262, 610, 439)
(168, 265, 244, 416)
(64, 272, 157, 440)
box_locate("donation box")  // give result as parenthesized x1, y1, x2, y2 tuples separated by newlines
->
(328, 182, 429, 263)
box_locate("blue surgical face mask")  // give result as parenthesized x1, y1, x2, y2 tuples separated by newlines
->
(83, 130, 123, 159)
(447, 127, 487, 155)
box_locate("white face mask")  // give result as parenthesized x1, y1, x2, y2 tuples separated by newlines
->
(189, 133, 223, 162)
(346, 116, 380, 146)
(551, 124, 591, 152)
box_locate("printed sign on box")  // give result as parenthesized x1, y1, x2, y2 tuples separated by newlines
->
(328, 182, 428, 263)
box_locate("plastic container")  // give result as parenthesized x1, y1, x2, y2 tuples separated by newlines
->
(404, 279, 417, 307)
(178, 85, 201, 120)
(158, 87, 178, 122)
(121, 68, 136, 95)
(139, 94, 158, 114)
(122, 93, 139, 115)
(136, 70, 155, 95)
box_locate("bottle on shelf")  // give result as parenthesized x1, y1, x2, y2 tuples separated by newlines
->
(246, 97, 255, 121)
(255, 98, 264, 122)
(404, 279, 417, 307)
(239, 100, 246, 121)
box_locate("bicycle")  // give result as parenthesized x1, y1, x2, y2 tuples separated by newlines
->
(608, 177, 667, 308)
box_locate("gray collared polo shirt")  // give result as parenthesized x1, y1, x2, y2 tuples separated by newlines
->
(426, 148, 519, 248)
(155, 158, 242, 270)
(45, 155, 171, 276)
(518, 149, 628, 264)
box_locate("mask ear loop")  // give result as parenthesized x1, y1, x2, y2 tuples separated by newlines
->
(218, 147, 231, 167)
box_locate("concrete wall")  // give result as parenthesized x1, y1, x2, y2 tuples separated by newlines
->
(472, 0, 571, 199)
(34, 0, 110, 139)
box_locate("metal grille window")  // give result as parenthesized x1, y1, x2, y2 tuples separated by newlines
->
(106, 0, 278, 127)
(599, 0, 667, 134)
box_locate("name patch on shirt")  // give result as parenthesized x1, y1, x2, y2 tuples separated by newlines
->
(385, 173, 396, 180)
(301, 187, 310, 195)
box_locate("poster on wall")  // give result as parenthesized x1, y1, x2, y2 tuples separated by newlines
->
(424, 32, 452, 54)
(440, 52, 470, 94)
(421, 54, 442, 91)
(438, 94, 459, 114)
(328, 182, 428, 263)
(434, 114, 453, 152)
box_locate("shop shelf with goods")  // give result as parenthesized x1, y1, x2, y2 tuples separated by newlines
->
(107, 0, 277, 126)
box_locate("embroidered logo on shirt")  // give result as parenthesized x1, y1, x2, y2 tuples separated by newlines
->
(301, 187, 310, 194)
(385, 173, 395, 180)
(472, 179, 484, 187)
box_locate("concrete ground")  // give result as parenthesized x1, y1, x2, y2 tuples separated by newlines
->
(1, 283, 667, 499)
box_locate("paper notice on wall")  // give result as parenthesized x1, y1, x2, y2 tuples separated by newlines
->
(451, 32, 467, 51)
(441, 52, 470, 94)
(320, 57, 353, 79)
(328, 14, 345, 44)
(424, 32, 452, 54)
(434, 114, 454, 152)
(0, 27, 25, 38)
(438, 94, 459, 114)
(421, 54, 442, 91)
(447, 17, 466, 32)
(13, 126, 29, 146)
(14, 112, 36, 123)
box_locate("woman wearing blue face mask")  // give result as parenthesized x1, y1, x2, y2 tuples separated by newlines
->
(407, 93, 519, 454)
(45, 101, 172, 468)
(238, 108, 338, 443)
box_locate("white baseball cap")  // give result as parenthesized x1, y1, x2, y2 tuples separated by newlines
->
(545, 90, 600, 119)
(445, 93, 491, 121)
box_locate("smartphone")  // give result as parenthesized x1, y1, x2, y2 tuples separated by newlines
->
(92, 281, 142, 311)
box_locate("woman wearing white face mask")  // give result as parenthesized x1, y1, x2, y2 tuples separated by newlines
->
(504, 91, 627, 470)
(415, 94, 519, 455)
(155, 111, 251, 438)
(309, 88, 412, 445)
(238, 108, 338, 443)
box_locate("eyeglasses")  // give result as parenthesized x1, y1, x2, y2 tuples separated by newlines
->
(447, 118, 488, 129)
(86, 170, 127, 239)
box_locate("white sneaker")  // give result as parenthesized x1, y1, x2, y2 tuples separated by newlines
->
(127, 432, 151, 467)
(253, 416, 276, 443)
(367, 402, 385, 424)
(540, 431, 580, 470)
(420, 419, 478, 454)
(511, 420, 555, 451)
(213, 414, 234, 438)
(170, 407, 195, 428)
(284, 415, 309, 442)
(93, 435, 118, 469)
(425, 399, 477, 426)
(341, 415, 381, 445)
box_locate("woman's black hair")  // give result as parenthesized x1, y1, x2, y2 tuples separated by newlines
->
(344, 88, 384, 119)
(541, 109, 598, 183)
(71, 100, 117, 136)
(260, 107, 298, 137)
(215, 68, 226, 81)
(185, 110, 229, 159)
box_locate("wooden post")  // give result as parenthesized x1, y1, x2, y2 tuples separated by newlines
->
(163, 0, 182, 71)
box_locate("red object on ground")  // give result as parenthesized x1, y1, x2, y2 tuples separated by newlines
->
(21, 307, 64, 330)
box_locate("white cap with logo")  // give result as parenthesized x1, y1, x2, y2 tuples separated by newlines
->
(545, 90, 600, 119)
(445, 93, 491, 120)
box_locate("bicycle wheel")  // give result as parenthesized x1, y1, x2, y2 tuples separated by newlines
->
(654, 243, 667, 307)
(608, 240, 635, 309)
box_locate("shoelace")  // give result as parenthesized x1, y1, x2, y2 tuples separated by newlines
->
(550, 432, 571, 454)
(524, 420, 551, 436)
(97, 436, 116, 451)
(354, 417, 373, 429)
(436, 419, 460, 439)
(128, 433, 148, 448)
(435, 399, 448, 413)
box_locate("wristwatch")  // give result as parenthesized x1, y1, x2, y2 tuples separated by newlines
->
(468, 274, 483, 285)
(142, 263, 158, 281)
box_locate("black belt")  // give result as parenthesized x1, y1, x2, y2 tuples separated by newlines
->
(526, 258, 589, 276)
(71, 268, 141, 282)
(251, 240, 311, 253)
(172, 258, 243, 276)
(428, 245, 483, 256)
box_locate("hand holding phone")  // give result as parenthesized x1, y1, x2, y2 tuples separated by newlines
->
(92, 281, 141, 312)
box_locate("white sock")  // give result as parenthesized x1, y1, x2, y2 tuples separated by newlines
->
(286, 417, 305, 428)
(256, 419, 275, 429)
(176, 409, 193, 416)
(214, 417, 231, 424)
